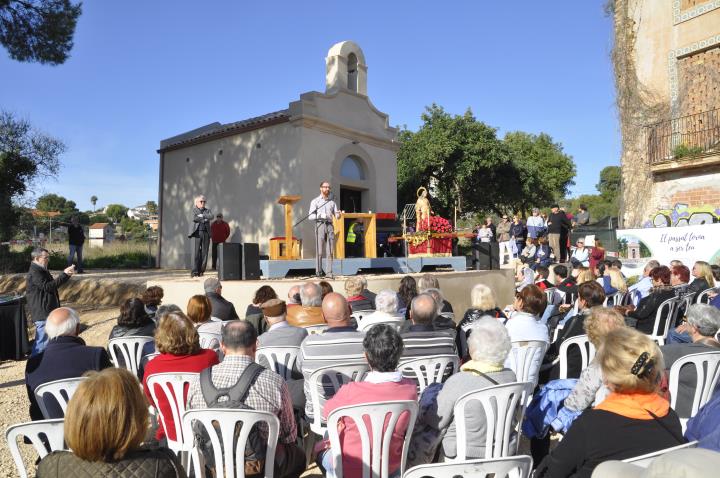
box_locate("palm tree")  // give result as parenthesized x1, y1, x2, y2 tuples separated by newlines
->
(90, 195, 97, 212)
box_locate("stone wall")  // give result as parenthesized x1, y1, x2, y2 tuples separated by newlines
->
(678, 46, 720, 116)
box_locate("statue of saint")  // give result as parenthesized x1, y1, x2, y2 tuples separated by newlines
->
(415, 186, 432, 227)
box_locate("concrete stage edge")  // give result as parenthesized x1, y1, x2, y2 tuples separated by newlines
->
(148, 269, 515, 321)
(260, 256, 467, 278)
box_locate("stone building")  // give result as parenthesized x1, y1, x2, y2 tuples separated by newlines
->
(615, 1, 720, 228)
(156, 41, 398, 269)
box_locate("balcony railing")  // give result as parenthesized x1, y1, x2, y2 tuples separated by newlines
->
(646, 108, 720, 165)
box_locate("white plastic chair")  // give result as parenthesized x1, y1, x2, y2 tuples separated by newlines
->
(399, 354, 459, 393)
(696, 288, 715, 304)
(622, 441, 698, 467)
(669, 351, 720, 428)
(108, 336, 155, 376)
(199, 331, 222, 350)
(647, 297, 676, 345)
(6, 419, 65, 478)
(304, 324, 328, 335)
(358, 318, 405, 333)
(308, 363, 370, 435)
(603, 292, 625, 307)
(350, 309, 375, 323)
(452, 381, 533, 461)
(327, 400, 419, 478)
(34, 376, 87, 419)
(403, 455, 533, 478)
(256, 346, 300, 380)
(557, 335, 596, 380)
(507, 341, 547, 389)
(182, 408, 279, 478)
(146, 372, 199, 465)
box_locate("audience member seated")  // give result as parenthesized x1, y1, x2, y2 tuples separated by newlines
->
(257, 298, 308, 409)
(400, 293, 457, 364)
(318, 280, 333, 299)
(671, 264, 691, 298)
(37, 368, 186, 477)
(287, 284, 301, 308)
(427, 317, 517, 460)
(456, 284, 507, 361)
(142, 286, 164, 321)
(685, 388, 720, 452)
(203, 277, 239, 321)
(519, 237, 537, 265)
(588, 240, 606, 275)
(554, 265, 577, 300)
(533, 236, 553, 269)
(574, 267, 595, 285)
(108, 298, 156, 341)
(627, 259, 661, 301)
(142, 312, 219, 442)
(601, 268, 628, 299)
(516, 266, 535, 291)
(245, 285, 278, 332)
(26, 307, 112, 420)
(504, 285, 549, 376)
(357, 275, 376, 305)
(536, 327, 684, 478)
(423, 288, 456, 329)
(187, 321, 305, 478)
(286, 282, 325, 328)
(687, 260, 715, 296)
(569, 238, 590, 267)
(139, 304, 183, 367)
(357, 289, 403, 331)
(661, 304, 720, 418)
(186, 295, 223, 351)
(317, 324, 417, 478)
(397, 275, 418, 318)
(418, 273, 453, 314)
(297, 293, 366, 421)
(344, 276, 375, 312)
(535, 266, 555, 290)
(621, 266, 676, 335)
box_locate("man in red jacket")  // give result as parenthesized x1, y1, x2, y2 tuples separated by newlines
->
(210, 213, 231, 270)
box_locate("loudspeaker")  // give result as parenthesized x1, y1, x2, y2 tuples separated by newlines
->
(241, 243, 261, 280)
(474, 242, 500, 270)
(218, 243, 241, 280)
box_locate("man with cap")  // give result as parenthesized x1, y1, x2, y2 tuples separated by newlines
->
(210, 212, 231, 270)
(257, 298, 309, 409)
(546, 204, 571, 262)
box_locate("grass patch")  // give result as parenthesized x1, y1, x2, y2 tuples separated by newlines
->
(4, 242, 156, 273)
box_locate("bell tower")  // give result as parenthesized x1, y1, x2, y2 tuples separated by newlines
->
(325, 41, 367, 96)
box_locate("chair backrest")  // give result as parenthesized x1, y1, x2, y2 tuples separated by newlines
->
(327, 400, 419, 478)
(696, 288, 714, 304)
(453, 381, 533, 461)
(146, 372, 199, 453)
(256, 346, 301, 381)
(399, 354, 459, 394)
(351, 310, 376, 323)
(308, 363, 370, 435)
(6, 419, 65, 478)
(199, 331, 222, 350)
(557, 335, 596, 380)
(507, 341, 547, 389)
(34, 376, 87, 419)
(108, 336, 155, 375)
(648, 297, 676, 345)
(544, 288, 556, 303)
(182, 408, 279, 478)
(403, 455, 533, 478)
(622, 441, 698, 467)
(668, 352, 720, 418)
(603, 292, 625, 307)
(358, 318, 404, 333)
(304, 324, 328, 335)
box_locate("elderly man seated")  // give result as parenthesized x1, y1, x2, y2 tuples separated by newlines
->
(287, 282, 325, 327)
(345, 276, 375, 312)
(203, 277, 239, 321)
(357, 289, 403, 331)
(400, 293, 457, 360)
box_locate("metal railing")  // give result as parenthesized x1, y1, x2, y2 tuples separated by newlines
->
(646, 108, 720, 164)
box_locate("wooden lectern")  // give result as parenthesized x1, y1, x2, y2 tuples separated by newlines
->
(274, 195, 302, 260)
(333, 212, 377, 259)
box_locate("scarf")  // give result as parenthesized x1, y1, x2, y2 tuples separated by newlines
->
(594, 391, 670, 420)
(461, 360, 504, 375)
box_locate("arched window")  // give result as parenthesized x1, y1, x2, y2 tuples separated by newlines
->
(340, 155, 365, 180)
(347, 53, 358, 92)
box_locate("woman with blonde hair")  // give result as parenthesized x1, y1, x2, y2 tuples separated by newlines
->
(601, 268, 628, 297)
(37, 368, 186, 477)
(537, 327, 684, 477)
(575, 267, 596, 284)
(688, 260, 715, 296)
(456, 284, 507, 360)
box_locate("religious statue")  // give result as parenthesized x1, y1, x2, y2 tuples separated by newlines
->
(415, 186, 432, 228)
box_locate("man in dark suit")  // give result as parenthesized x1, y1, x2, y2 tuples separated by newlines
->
(188, 195, 213, 277)
(26, 248, 75, 355)
(203, 277, 239, 321)
(25, 307, 112, 420)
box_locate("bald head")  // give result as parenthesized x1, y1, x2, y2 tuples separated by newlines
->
(46, 307, 80, 339)
(221, 320, 257, 355)
(410, 293, 437, 326)
(287, 285, 301, 305)
(322, 293, 350, 326)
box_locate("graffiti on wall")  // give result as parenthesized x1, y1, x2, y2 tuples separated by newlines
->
(643, 203, 720, 228)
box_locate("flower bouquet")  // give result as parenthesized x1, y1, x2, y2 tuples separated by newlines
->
(408, 215, 453, 256)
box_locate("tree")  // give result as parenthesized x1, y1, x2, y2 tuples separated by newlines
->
(503, 131, 576, 215)
(0, 111, 65, 241)
(90, 195, 97, 212)
(146, 200, 158, 215)
(596, 165, 621, 202)
(105, 204, 128, 223)
(0, 0, 82, 65)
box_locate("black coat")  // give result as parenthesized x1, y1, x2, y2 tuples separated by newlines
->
(687, 278, 710, 296)
(25, 263, 70, 323)
(547, 211, 571, 234)
(188, 206, 213, 238)
(629, 286, 676, 335)
(207, 292, 239, 321)
(66, 224, 85, 246)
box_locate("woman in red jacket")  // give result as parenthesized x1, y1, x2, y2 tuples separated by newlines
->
(589, 240, 606, 276)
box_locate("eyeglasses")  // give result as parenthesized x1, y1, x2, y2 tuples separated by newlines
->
(199, 200, 206, 203)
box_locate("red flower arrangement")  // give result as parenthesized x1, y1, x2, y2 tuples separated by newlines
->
(417, 215, 453, 233)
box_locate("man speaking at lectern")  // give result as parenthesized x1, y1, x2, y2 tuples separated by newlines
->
(308, 181, 342, 278)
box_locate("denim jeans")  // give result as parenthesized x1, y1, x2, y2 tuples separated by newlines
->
(31, 320, 48, 356)
(68, 244, 83, 271)
(666, 328, 692, 344)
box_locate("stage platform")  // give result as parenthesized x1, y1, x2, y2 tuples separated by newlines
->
(260, 256, 467, 278)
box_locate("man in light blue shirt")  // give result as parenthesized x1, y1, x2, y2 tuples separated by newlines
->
(308, 181, 342, 277)
(628, 260, 660, 302)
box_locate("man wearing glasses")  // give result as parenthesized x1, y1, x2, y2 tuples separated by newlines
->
(26, 248, 75, 355)
(308, 181, 343, 277)
(188, 195, 213, 277)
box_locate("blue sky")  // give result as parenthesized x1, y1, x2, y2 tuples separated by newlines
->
(0, 1, 618, 211)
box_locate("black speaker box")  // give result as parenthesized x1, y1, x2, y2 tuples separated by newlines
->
(218, 243, 241, 280)
(474, 242, 500, 270)
(241, 243, 261, 280)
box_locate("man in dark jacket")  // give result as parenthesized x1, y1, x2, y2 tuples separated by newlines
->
(26, 248, 75, 356)
(60, 216, 86, 273)
(203, 277, 239, 321)
(546, 205, 571, 262)
(188, 195, 213, 277)
(25, 307, 111, 420)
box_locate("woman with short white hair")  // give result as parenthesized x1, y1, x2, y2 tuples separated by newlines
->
(356, 289, 403, 332)
(455, 284, 507, 361)
(431, 317, 517, 460)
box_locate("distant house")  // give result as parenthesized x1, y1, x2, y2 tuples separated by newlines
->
(89, 223, 114, 247)
(127, 205, 150, 220)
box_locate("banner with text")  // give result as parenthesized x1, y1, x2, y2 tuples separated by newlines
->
(616, 223, 720, 266)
